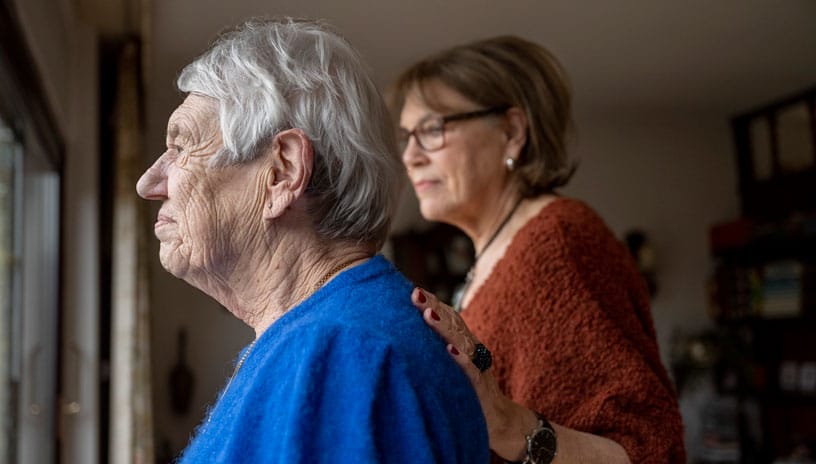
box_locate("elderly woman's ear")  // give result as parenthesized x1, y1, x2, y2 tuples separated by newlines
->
(263, 128, 314, 219)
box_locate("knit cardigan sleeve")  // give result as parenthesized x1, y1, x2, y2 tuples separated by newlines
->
(180, 326, 488, 464)
(462, 199, 685, 463)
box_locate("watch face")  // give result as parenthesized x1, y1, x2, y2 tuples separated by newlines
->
(529, 428, 557, 464)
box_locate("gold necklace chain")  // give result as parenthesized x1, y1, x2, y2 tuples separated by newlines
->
(312, 259, 358, 293)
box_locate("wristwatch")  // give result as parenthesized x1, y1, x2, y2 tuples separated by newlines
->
(509, 413, 557, 464)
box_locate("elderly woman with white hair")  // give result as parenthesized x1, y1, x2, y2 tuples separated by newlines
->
(136, 18, 488, 463)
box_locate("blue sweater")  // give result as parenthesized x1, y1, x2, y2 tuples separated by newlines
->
(179, 256, 488, 463)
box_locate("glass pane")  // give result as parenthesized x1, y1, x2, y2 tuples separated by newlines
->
(0, 118, 17, 464)
(777, 102, 815, 173)
(750, 117, 773, 181)
(17, 143, 59, 464)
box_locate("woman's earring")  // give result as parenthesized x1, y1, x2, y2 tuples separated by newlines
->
(268, 202, 273, 209)
(505, 158, 515, 171)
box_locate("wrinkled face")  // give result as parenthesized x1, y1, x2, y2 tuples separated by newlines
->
(400, 83, 510, 227)
(136, 94, 267, 284)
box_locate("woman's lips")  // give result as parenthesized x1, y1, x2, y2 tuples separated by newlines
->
(413, 179, 440, 193)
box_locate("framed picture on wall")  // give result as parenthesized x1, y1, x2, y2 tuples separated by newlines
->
(733, 86, 816, 219)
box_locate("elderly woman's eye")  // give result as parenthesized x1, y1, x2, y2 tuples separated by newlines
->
(172, 146, 191, 167)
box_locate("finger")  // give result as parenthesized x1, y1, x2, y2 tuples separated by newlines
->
(410, 287, 429, 311)
(411, 287, 442, 312)
(422, 306, 441, 323)
(421, 300, 477, 362)
(412, 287, 445, 327)
(446, 344, 484, 386)
(411, 287, 481, 365)
(411, 287, 448, 324)
(421, 306, 450, 343)
(437, 307, 476, 357)
(447, 343, 502, 403)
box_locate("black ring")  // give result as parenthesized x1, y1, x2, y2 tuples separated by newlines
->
(471, 343, 493, 372)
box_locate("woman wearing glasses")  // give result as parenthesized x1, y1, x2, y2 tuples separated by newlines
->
(392, 36, 685, 464)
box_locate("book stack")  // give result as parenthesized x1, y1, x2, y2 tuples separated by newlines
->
(760, 261, 803, 318)
(709, 263, 762, 320)
(709, 260, 813, 321)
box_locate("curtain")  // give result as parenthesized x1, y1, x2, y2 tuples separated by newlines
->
(110, 39, 154, 464)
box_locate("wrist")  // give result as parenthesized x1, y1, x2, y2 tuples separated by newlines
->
(495, 408, 558, 464)
(520, 413, 557, 464)
(489, 400, 539, 461)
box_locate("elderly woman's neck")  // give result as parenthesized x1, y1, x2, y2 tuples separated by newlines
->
(214, 233, 374, 338)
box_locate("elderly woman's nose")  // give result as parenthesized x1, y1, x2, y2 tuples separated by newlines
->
(136, 158, 168, 200)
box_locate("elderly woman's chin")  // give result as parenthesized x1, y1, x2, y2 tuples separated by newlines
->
(158, 242, 192, 280)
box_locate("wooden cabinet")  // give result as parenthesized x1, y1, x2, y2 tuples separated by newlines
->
(699, 87, 816, 462)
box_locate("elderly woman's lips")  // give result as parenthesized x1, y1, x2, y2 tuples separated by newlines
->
(155, 214, 175, 228)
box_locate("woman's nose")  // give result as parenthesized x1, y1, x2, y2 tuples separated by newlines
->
(401, 137, 428, 168)
(136, 155, 169, 200)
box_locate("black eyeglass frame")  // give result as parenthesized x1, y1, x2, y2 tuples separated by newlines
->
(399, 105, 511, 152)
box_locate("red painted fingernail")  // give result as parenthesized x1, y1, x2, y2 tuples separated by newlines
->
(417, 289, 427, 303)
(448, 345, 460, 356)
(430, 310, 440, 321)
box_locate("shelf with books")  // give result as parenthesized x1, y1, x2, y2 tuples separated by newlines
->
(708, 260, 816, 322)
(692, 85, 816, 463)
(706, 216, 816, 461)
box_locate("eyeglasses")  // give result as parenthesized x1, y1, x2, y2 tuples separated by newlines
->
(398, 105, 510, 152)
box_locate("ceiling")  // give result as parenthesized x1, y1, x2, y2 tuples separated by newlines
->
(120, 0, 816, 116)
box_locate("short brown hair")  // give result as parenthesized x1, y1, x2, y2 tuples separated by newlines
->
(391, 35, 576, 195)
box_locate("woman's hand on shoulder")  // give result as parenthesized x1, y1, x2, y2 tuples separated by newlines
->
(408, 288, 632, 464)
(410, 287, 529, 460)
(410, 288, 485, 384)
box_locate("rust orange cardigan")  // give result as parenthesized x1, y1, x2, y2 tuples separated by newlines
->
(461, 198, 685, 463)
